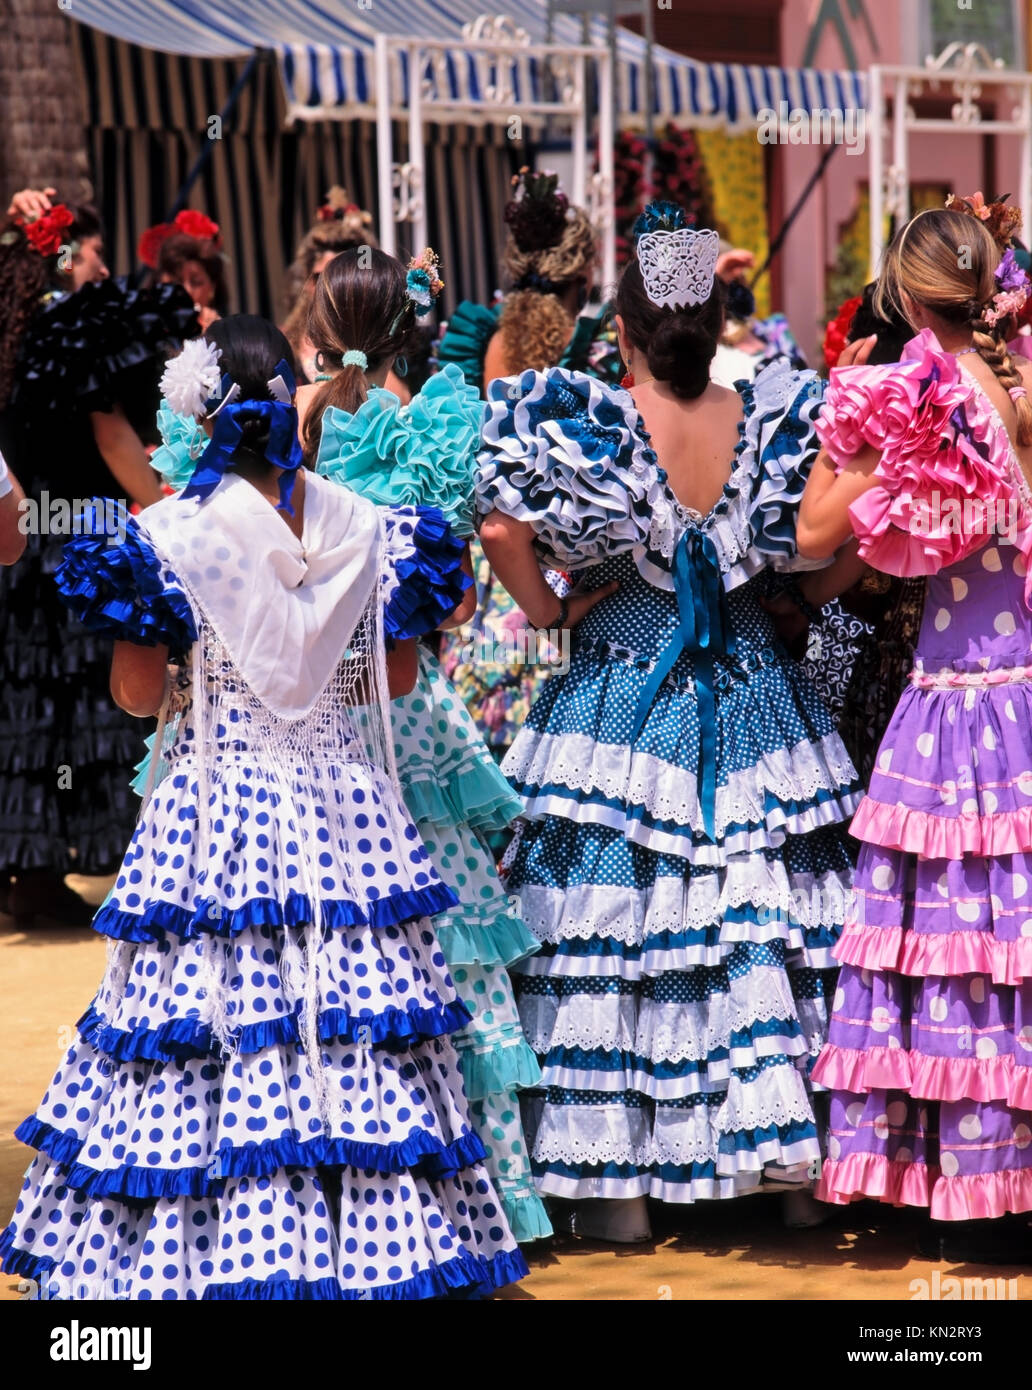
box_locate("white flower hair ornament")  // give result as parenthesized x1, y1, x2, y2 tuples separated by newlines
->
(637, 227, 720, 311)
(159, 338, 225, 419)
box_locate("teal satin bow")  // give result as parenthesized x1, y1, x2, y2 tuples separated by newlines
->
(630, 529, 736, 840)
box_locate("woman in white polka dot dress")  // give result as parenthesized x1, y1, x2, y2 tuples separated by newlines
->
(476, 202, 862, 1241)
(798, 204, 1032, 1253)
(0, 316, 528, 1298)
(300, 249, 554, 1243)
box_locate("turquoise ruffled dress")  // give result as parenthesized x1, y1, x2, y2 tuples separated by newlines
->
(309, 365, 550, 1241)
(310, 365, 551, 1240)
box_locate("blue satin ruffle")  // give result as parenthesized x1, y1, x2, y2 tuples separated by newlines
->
(92, 881, 459, 943)
(55, 511, 197, 658)
(76, 996, 473, 1063)
(383, 506, 470, 641)
(15, 1115, 489, 1199)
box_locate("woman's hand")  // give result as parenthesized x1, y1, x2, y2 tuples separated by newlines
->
(758, 591, 810, 659)
(837, 334, 877, 367)
(555, 581, 619, 630)
(716, 248, 755, 283)
(7, 187, 56, 221)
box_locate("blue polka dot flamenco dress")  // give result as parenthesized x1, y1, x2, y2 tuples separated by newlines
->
(0, 469, 529, 1299)
(311, 364, 552, 1242)
(476, 363, 862, 1213)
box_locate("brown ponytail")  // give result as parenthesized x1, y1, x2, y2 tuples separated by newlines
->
(301, 247, 416, 463)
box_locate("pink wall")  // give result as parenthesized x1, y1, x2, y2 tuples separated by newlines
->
(776, 0, 1027, 362)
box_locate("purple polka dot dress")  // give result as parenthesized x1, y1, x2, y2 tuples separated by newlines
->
(813, 329, 1032, 1219)
(0, 473, 528, 1298)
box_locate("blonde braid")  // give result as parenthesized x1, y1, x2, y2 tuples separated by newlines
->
(969, 302, 1032, 446)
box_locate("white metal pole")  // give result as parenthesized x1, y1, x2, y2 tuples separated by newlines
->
(375, 33, 395, 256)
(572, 50, 587, 210)
(893, 74, 909, 234)
(868, 65, 883, 279)
(599, 48, 616, 295)
(408, 44, 428, 257)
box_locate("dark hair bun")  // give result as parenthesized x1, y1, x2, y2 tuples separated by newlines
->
(646, 311, 719, 400)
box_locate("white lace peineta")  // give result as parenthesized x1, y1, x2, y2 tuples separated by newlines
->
(637, 228, 720, 310)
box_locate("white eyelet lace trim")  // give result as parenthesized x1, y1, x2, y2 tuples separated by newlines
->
(504, 730, 857, 837)
(514, 866, 853, 947)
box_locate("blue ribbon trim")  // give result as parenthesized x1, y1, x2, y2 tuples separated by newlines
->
(199, 1248, 529, 1301)
(0, 1220, 529, 1300)
(91, 881, 457, 943)
(15, 1116, 489, 1199)
(629, 530, 736, 839)
(182, 399, 303, 514)
(76, 997, 473, 1064)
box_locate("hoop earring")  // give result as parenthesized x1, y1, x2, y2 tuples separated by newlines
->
(394, 356, 408, 378)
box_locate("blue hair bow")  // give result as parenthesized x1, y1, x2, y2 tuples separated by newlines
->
(182, 398, 304, 514)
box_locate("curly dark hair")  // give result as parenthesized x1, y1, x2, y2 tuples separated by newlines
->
(0, 202, 102, 410)
(156, 232, 230, 315)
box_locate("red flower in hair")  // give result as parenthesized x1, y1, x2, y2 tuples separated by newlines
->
(823, 294, 863, 370)
(138, 222, 174, 268)
(23, 204, 74, 258)
(173, 209, 220, 244)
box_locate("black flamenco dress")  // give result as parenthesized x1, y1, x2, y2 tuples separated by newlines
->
(0, 277, 198, 880)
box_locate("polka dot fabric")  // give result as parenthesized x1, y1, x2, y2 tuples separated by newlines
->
(1, 514, 527, 1297)
(491, 375, 860, 1203)
(816, 520, 1032, 1218)
(390, 649, 551, 1242)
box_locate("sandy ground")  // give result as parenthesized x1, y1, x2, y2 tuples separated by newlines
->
(1, 894, 1029, 1303)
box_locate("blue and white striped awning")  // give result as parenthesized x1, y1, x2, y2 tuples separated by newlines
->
(68, 0, 866, 130)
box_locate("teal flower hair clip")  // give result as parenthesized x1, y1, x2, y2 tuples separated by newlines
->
(405, 247, 444, 318)
(631, 200, 692, 245)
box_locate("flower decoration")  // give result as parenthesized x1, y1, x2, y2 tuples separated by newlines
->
(504, 168, 570, 253)
(137, 209, 222, 267)
(983, 246, 1032, 327)
(159, 338, 223, 419)
(406, 247, 444, 318)
(21, 203, 74, 258)
(174, 209, 220, 243)
(946, 191, 1023, 250)
(315, 186, 371, 228)
(823, 293, 863, 370)
(996, 246, 1026, 293)
(631, 199, 691, 244)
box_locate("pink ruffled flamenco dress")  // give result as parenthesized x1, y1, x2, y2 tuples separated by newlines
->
(813, 329, 1032, 1220)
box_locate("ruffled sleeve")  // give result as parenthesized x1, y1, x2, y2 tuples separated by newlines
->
(150, 400, 207, 491)
(739, 359, 828, 574)
(14, 278, 200, 417)
(315, 364, 482, 539)
(474, 366, 667, 571)
(816, 328, 1015, 576)
(436, 301, 502, 389)
(55, 506, 197, 658)
(380, 505, 471, 641)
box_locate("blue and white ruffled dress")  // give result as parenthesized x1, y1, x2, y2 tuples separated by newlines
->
(313, 365, 552, 1242)
(476, 363, 862, 1203)
(0, 474, 528, 1299)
